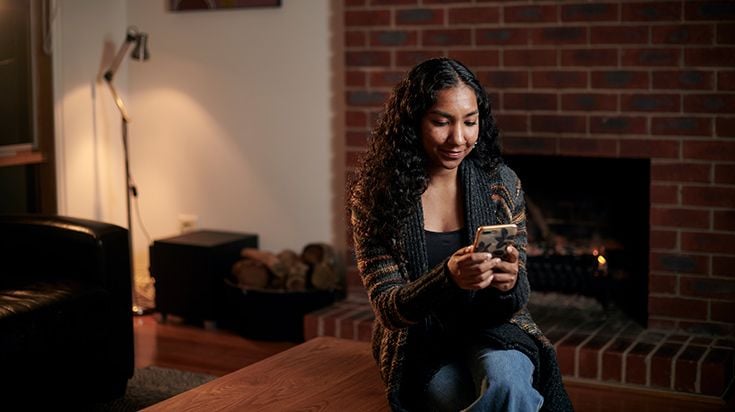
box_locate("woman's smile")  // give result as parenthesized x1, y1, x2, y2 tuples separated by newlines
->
(438, 148, 467, 159)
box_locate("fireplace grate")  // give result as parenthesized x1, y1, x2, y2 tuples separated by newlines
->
(526, 254, 611, 307)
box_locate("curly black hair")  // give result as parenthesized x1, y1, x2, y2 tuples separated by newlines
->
(349, 58, 503, 253)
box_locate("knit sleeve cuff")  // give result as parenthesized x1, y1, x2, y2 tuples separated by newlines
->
(396, 258, 461, 322)
(496, 265, 530, 310)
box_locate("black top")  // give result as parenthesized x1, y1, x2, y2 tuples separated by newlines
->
(424, 228, 465, 269)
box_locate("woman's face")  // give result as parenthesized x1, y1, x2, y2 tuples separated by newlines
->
(420, 84, 479, 173)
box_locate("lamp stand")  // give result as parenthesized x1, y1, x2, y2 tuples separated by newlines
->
(104, 26, 149, 316)
(122, 118, 143, 315)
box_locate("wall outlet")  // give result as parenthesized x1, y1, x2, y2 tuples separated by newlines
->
(178, 213, 198, 233)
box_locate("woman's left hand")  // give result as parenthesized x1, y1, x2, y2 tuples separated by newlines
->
(489, 245, 519, 293)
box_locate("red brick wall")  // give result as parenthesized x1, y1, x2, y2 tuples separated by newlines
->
(342, 0, 735, 335)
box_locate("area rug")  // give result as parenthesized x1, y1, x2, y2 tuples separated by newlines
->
(90, 366, 216, 411)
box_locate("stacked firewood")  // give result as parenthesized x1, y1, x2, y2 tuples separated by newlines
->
(231, 243, 343, 292)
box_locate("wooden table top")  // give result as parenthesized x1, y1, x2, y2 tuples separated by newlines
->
(142, 336, 389, 411)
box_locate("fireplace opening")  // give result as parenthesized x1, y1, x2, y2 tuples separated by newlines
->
(504, 155, 650, 327)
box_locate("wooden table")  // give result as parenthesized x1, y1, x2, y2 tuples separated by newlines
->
(143, 336, 389, 411)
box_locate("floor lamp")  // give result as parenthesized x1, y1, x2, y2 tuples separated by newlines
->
(104, 26, 150, 315)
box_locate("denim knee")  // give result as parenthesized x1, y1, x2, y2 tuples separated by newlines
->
(464, 348, 543, 412)
(424, 362, 475, 412)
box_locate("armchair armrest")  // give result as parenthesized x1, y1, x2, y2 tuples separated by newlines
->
(0, 214, 131, 290)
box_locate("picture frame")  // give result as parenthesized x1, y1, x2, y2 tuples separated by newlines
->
(170, 0, 281, 12)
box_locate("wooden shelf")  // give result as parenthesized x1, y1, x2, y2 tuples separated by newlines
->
(0, 149, 44, 167)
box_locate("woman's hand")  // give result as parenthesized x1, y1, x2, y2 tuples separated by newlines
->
(488, 245, 519, 293)
(447, 246, 497, 290)
(447, 245, 520, 292)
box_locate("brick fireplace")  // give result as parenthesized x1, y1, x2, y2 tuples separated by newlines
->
(330, 0, 735, 400)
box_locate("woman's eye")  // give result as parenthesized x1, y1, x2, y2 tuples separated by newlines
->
(432, 120, 449, 126)
(465, 120, 477, 126)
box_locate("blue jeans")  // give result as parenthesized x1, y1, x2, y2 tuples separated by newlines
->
(424, 347, 543, 412)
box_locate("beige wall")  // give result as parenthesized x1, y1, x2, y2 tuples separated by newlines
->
(52, 0, 128, 226)
(53, 0, 338, 282)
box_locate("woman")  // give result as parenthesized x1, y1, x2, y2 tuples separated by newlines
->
(348, 58, 572, 411)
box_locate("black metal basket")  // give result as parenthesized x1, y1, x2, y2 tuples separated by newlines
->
(220, 280, 343, 342)
(527, 254, 611, 306)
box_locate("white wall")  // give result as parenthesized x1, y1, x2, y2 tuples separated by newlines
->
(53, 0, 128, 227)
(53, 0, 338, 286)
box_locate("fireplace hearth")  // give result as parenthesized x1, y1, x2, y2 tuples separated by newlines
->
(307, 294, 735, 399)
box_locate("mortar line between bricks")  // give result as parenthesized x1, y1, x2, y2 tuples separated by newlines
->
(328, 305, 359, 338)
(334, 307, 366, 339)
(317, 313, 324, 338)
(670, 336, 694, 391)
(621, 330, 644, 385)
(644, 330, 671, 388)
(596, 321, 632, 381)
(540, 313, 567, 337)
(574, 323, 607, 379)
(696, 345, 713, 394)
(552, 326, 577, 353)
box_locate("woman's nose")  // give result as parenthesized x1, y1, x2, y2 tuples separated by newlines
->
(449, 123, 465, 145)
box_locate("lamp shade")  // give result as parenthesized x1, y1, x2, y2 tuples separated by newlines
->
(131, 33, 150, 61)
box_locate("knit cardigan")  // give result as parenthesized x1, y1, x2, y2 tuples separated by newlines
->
(352, 159, 573, 412)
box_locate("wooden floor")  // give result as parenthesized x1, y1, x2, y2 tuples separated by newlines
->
(134, 314, 296, 377)
(134, 314, 732, 411)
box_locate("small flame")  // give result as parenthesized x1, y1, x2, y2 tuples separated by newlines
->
(597, 255, 607, 266)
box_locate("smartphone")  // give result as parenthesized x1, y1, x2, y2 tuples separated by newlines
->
(472, 224, 518, 257)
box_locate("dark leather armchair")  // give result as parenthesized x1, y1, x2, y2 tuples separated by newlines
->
(0, 214, 134, 403)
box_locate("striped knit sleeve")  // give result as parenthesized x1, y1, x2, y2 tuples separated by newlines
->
(498, 172, 531, 312)
(351, 214, 455, 331)
(473, 169, 531, 321)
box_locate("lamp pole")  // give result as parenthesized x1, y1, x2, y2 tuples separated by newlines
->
(104, 26, 149, 315)
(121, 117, 137, 314)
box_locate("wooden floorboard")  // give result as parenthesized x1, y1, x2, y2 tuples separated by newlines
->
(134, 314, 733, 411)
(134, 314, 296, 377)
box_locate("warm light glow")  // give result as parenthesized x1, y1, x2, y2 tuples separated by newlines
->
(132, 304, 143, 315)
(598, 255, 607, 266)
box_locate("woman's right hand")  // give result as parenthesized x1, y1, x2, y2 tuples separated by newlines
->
(447, 246, 501, 290)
